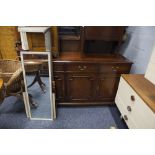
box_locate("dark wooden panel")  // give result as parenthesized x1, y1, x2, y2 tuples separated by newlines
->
(97, 75, 120, 101)
(84, 40, 118, 54)
(59, 40, 81, 52)
(65, 63, 98, 72)
(84, 26, 125, 41)
(66, 73, 96, 102)
(53, 73, 65, 102)
(53, 63, 64, 72)
(99, 63, 132, 74)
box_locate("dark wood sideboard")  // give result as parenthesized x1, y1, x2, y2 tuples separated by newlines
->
(53, 52, 132, 105)
(53, 26, 132, 106)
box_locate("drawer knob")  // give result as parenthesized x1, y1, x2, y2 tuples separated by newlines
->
(124, 115, 128, 121)
(131, 95, 135, 101)
(127, 106, 132, 112)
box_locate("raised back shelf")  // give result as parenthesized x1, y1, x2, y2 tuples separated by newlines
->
(82, 26, 126, 55)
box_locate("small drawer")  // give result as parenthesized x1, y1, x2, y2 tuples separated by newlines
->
(53, 63, 64, 72)
(100, 64, 131, 74)
(117, 77, 137, 107)
(65, 63, 98, 72)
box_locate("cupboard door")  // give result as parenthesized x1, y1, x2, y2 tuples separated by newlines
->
(66, 73, 96, 101)
(97, 75, 120, 102)
(54, 73, 65, 101)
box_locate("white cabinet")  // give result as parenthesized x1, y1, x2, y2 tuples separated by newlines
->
(115, 75, 155, 129)
(18, 26, 52, 51)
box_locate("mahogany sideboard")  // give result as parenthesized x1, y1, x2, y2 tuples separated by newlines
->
(53, 52, 132, 105)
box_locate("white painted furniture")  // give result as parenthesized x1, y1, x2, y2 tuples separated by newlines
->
(18, 26, 51, 51)
(115, 74, 155, 129)
(145, 46, 155, 85)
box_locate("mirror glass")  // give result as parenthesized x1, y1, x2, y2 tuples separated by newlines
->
(21, 52, 53, 120)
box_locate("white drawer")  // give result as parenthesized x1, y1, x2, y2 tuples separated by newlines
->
(117, 77, 137, 106)
(116, 77, 155, 128)
(115, 94, 137, 129)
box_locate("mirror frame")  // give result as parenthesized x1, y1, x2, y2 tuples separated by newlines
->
(20, 51, 54, 120)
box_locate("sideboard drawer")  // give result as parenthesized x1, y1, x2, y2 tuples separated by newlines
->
(117, 77, 137, 106)
(65, 63, 98, 72)
(100, 64, 131, 74)
(53, 63, 64, 72)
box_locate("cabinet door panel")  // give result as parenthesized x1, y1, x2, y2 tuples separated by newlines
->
(66, 73, 96, 101)
(97, 75, 120, 101)
(54, 73, 65, 101)
(84, 26, 125, 41)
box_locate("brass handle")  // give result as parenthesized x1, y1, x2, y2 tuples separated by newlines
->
(127, 106, 132, 112)
(78, 66, 82, 69)
(83, 66, 87, 69)
(124, 115, 128, 121)
(131, 95, 135, 101)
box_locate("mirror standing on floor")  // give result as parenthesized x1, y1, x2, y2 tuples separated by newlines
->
(21, 51, 55, 120)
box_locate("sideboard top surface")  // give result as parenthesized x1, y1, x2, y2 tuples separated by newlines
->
(53, 52, 132, 64)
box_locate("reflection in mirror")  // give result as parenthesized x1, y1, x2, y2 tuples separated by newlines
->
(21, 52, 54, 120)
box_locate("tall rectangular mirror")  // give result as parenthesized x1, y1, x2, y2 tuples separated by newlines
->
(20, 51, 56, 120)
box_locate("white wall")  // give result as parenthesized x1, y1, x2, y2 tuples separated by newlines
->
(120, 26, 155, 74)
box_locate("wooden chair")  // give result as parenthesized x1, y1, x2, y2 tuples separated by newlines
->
(0, 59, 23, 100)
(0, 59, 37, 108)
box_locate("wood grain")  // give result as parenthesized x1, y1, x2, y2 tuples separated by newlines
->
(0, 26, 20, 59)
(122, 74, 155, 113)
(53, 52, 132, 63)
(53, 53, 132, 105)
(27, 26, 58, 54)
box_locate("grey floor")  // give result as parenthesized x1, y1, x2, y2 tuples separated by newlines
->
(0, 96, 127, 129)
